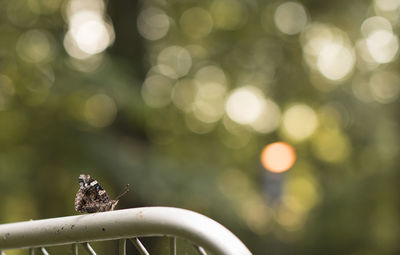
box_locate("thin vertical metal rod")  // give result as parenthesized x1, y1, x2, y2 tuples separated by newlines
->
(81, 243, 97, 255)
(40, 247, 49, 255)
(72, 243, 78, 255)
(169, 237, 176, 255)
(119, 239, 126, 255)
(29, 248, 35, 255)
(194, 245, 208, 255)
(129, 238, 150, 255)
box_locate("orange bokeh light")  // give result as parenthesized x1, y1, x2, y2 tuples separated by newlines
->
(261, 142, 296, 173)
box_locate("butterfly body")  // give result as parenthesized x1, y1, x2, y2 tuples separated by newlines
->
(75, 174, 119, 213)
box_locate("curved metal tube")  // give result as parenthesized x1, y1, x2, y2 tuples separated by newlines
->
(0, 207, 252, 255)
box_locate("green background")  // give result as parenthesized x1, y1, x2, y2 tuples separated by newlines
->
(0, 0, 399, 254)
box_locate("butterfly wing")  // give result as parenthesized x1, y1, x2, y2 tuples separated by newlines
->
(75, 175, 115, 213)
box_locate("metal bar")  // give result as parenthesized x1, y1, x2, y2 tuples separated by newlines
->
(169, 237, 176, 255)
(129, 238, 150, 255)
(119, 239, 126, 255)
(194, 245, 208, 255)
(40, 247, 49, 255)
(29, 248, 35, 255)
(0, 207, 252, 255)
(81, 243, 97, 255)
(72, 243, 78, 255)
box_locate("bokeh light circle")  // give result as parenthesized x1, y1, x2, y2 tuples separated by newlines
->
(282, 104, 318, 141)
(225, 86, 265, 125)
(157, 46, 192, 79)
(180, 7, 213, 39)
(317, 42, 355, 81)
(137, 7, 170, 41)
(274, 2, 308, 35)
(261, 142, 296, 173)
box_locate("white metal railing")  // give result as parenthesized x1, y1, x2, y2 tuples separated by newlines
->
(0, 207, 252, 255)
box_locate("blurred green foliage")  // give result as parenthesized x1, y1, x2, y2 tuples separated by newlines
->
(1, 0, 400, 254)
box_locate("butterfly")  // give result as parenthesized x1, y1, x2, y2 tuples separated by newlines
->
(75, 174, 130, 213)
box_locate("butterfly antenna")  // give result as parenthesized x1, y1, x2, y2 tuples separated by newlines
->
(115, 184, 131, 200)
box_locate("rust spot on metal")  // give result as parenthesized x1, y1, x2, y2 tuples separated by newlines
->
(3, 232, 10, 240)
(136, 211, 144, 219)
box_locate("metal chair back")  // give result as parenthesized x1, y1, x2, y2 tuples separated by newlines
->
(0, 207, 252, 255)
